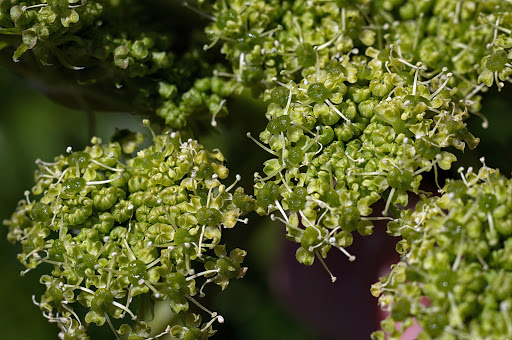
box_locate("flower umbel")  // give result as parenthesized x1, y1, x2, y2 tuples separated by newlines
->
(4, 126, 251, 339)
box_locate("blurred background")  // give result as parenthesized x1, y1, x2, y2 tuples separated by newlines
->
(0, 62, 511, 340)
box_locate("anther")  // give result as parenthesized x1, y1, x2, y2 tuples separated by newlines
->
(226, 174, 241, 192)
(24, 190, 31, 205)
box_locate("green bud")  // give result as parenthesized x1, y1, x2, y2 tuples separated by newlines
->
(296, 246, 315, 266)
(76, 254, 96, 277)
(257, 182, 280, 208)
(196, 163, 214, 179)
(46, 286, 64, 306)
(296, 43, 316, 68)
(478, 193, 497, 213)
(286, 146, 305, 166)
(184, 328, 204, 340)
(49, 240, 66, 262)
(196, 207, 222, 227)
(216, 256, 242, 280)
(391, 297, 410, 321)
(307, 83, 329, 103)
(31, 202, 51, 222)
(325, 60, 346, 76)
(165, 272, 189, 300)
(91, 288, 114, 314)
(415, 138, 440, 160)
(446, 180, 467, 200)
(423, 313, 448, 337)
(323, 189, 340, 207)
(288, 187, 307, 212)
(93, 187, 120, 211)
(486, 50, 508, 72)
(442, 219, 462, 239)
(270, 87, 290, 107)
(114, 45, 130, 69)
(435, 270, 457, 293)
(267, 115, 290, 134)
(357, 220, 374, 236)
(21, 29, 37, 49)
(339, 206, 360, 232)
(64, 177, 86, 194)
(216, 9, 238, 29)
(300, 227, 321, 250)
(387, 168, 413, 191)
(242, 65, 264, 86)
(237, 31, 259, 53)
(127, 260, 147, 286)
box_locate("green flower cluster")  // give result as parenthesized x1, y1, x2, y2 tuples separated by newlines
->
(0, 0, 240, 128)
(371, 166, 512, 339)
(200, 0, 512, 107)
(254, 59, 471, 267)
(3, 122, 252, 339)
(194, 0, 509, 268)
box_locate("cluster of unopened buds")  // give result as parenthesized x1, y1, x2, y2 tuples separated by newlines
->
(372, 163, 512, 339)
(4, 121, 252, 339)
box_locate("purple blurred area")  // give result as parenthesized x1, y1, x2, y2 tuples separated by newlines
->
(270, 216, 399, 340)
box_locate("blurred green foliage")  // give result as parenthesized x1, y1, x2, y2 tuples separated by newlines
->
(0, 65, 87, 340)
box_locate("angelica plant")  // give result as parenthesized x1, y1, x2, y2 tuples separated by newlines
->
(2, 0, 512, 339)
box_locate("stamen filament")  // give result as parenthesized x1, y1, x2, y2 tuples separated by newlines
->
(274, 200, 289, 223)
(270, 214, 304, 234)
(105, 314, 121, 340)
(326, 100, 350, 123)
(211, 99, 226, 127)
(315, 251, 337, 283)
(226, 174, 241, 192)
(186, 295, 218, 319)
(428, 73, 453, 100)
(187, 269, 220, 281)
(91, 159, 124, 172)
(382, 187, 396, 216)
(246, 132, 278, 156)
(147, 326, 172, 340)
(197, 225, 205, 257)
(86, 174, 122, 185)
(328, 238, 356, 261)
